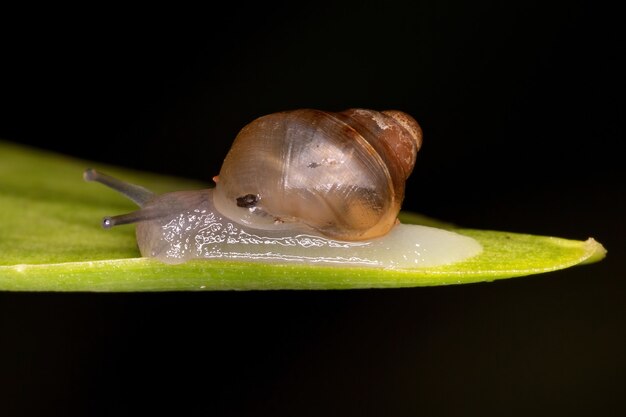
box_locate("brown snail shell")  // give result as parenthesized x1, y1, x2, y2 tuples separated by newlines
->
(213, 108, 422, 240)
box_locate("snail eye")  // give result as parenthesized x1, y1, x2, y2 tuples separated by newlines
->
(236, 194, 259, 208)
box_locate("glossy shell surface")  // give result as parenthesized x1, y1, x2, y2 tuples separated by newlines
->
(214, 109, 422, 240)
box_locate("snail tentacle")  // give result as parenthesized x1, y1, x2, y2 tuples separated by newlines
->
(84, 169, 164, 228)
(102, 208, 162, 229)
(83, 168, 154, 207)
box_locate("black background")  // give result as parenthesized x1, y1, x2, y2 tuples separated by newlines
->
(1, 1, 624, 416)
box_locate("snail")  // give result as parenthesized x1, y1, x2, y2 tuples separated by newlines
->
(85, 108, 481, 267)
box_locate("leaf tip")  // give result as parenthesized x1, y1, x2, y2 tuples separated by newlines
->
(581, 237, 607, 265)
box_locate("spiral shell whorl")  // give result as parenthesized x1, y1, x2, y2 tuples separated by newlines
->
(382, 110, 423, 173)
(340, 109, 422, 181)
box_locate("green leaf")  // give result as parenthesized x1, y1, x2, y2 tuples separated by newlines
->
(0, 140, 606, 291)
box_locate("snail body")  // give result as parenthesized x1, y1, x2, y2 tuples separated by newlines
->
(85, 109, 481, 267)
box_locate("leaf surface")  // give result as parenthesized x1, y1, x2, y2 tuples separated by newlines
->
(0, 141, 605, 291)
